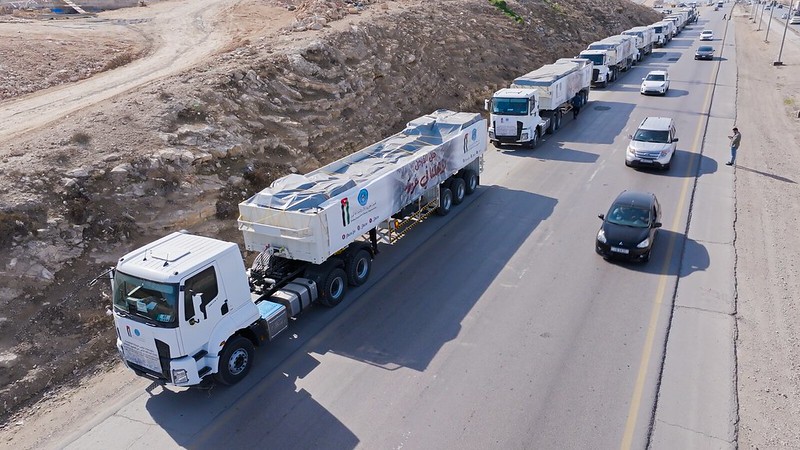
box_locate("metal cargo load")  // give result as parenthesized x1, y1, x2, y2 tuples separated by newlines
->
(238, 110, 488, 264)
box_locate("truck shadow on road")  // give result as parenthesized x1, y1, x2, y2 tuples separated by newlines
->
(141, 186, 557, 449)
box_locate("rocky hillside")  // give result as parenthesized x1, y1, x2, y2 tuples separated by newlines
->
(0, 0, 660, 421)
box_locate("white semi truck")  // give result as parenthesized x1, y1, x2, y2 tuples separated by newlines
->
(622, 26, 656, 60)
(108, 109, 488, 387)
(485, 58, 592, 148)
(652, 20, 676, 46)
(580, 35, 636, 87)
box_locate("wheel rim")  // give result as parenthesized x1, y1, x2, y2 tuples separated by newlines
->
(356, 257, 369, 279)
(330, 276, 344, 299)
(228, 348, 249, 376)
(468, 175, 477, 191)
(456, 183, 465, 200)
(442, 193, 452, 210)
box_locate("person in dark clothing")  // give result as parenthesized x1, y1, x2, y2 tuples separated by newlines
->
(570, 95, 582, 119)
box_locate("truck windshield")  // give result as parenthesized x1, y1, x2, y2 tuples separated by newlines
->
(113, 271, 179, 327)
(492, 98, 528, 116)
(654, 26, 663, 32)
(582, 54, 605, 66)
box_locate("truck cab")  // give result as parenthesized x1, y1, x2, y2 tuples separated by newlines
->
(579, 49, 613, 87)
(486, 88, 547, 148)
(112, 232, 286, 386)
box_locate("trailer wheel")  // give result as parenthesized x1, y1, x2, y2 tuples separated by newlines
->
(346, 248, 372, 286)
(450, 177, 466, 205)
(215, 336, 254, 385)
(547, 117, 556, 135)
(437, 187, 453, 216)
(319, 267, 347, 307)
(555, 111, 562, 130)
(462, 170, 479, 195)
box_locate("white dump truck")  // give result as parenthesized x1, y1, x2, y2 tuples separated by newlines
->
(486, 58, 592, 148)
(665, 13, 687, 33)
(580, 35, 636, 87)
(652, 20, 676, 46)
(622, 26, 657, 60)
(107, 110, 487, 387)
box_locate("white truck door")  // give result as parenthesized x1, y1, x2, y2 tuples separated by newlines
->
(179, 265, 226, 358)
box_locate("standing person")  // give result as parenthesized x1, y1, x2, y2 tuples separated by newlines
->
(571, 95, 581, 119)
(726, 127, 741, 166)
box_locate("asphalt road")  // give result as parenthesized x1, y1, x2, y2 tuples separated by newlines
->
(61, 11, 737, 450)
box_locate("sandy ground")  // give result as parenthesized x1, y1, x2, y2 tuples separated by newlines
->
(0, 0, 798, 448)
(732, 5, 800, 448)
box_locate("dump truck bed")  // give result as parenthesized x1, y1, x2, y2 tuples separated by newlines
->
(238, 110, 487, 264)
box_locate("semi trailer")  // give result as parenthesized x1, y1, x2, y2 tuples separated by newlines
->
(108, 109, 488, 387)
(486, 58, 592, 148)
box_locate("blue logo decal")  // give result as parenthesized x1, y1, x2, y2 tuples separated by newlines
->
(471, 128, 477, 141)
(358, 189, 368, 206)
(134, 329, 141, 337)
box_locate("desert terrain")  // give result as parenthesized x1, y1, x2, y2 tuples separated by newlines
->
(0, 0, 797, 447)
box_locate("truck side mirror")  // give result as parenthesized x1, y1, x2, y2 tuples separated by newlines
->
(484, 99, 490, 112)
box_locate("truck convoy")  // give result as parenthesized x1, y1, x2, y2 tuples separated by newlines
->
(580, 34, 636, 87)
(109, 109, 487, 387)
(486, 58, 592, 148)
(107, 5, 694, 389)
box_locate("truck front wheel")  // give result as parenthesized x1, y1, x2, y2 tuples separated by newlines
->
(527, 130, 539, 149)
(319, 267, 347, 307)
(215, 336, 254, 385)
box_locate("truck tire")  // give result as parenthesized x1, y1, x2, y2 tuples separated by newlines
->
(450, 177, 466, 205)
(527, 130, 539, 149)
(345, 248, 372, 286)
(319, 267, 347, 307)
(462, 169, 479, 195)
(215, 336, 254, 385)
(547, 117, 556, 135)
(436, 187, 453, 216)
(555, 111, 562, 130)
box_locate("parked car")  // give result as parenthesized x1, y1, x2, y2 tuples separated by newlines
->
(596, 191, 663, 263)
(791, 15, 800, 24)
(640, 70, 671, 95)
(625, 116, 679, 170)
(700, 30, 714, 40)
(695, 45, 715, 60)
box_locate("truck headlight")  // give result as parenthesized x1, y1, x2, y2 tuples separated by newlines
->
(489, 130, 495, 139)
(172, 369, 189, 384)
(521, 132, 529, 141)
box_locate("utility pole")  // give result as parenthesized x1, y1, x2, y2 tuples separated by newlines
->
(765, 1, 776, 42)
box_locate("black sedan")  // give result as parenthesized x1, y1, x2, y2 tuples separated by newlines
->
(596, 190, 662, 262)
(695, 45, 715, 60)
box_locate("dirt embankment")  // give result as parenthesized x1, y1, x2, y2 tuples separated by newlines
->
(0, 0, 660, 423)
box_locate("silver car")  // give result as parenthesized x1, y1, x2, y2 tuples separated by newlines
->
(625, 117, 679, 170)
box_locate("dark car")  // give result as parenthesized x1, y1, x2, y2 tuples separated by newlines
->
(596, 191, 662, 262)
(695, 45, 715, 60)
